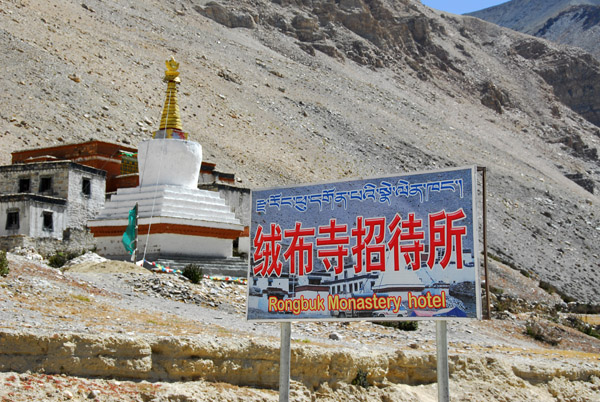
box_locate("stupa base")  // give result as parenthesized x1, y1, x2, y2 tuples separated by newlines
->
(89, 216, 241, 261)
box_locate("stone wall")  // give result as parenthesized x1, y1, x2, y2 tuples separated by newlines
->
(198, 183, 251, 254)
(211, 184, 251, 227)
(66, 167, 105, 229)
(0, 229, 97, 256)
(0, 162, 70, 198)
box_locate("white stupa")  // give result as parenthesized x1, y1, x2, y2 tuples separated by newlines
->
(88, 57, 244, 260)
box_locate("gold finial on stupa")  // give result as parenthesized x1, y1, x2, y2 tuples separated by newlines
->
(154, 56, 187, 139)
(165, 56, 180, 82)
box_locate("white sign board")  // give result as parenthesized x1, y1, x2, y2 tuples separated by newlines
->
(247, 166, 481, 321)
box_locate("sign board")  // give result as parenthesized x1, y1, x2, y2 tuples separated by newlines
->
(247, 166, 481, 321)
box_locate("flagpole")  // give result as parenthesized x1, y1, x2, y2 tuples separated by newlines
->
(133, 202, 138, 263)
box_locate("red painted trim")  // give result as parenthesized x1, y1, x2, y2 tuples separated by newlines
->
(90, 223, 243, 239)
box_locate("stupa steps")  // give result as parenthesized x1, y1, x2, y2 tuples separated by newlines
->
(97, 198, 235, 217)
(97, 208, 238, 223)
(97, 192, 239, 223)
(97, 209, 240, 224)
(107, 188, 227, 205)
(116, 185, 223, 197)
(156, 256, 248, 278)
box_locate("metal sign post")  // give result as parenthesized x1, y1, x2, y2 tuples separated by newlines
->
(279, 322, 291, 402)
(477, 166, 491, 319)
(436, 320, 450, 402)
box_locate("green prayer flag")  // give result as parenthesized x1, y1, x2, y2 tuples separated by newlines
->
(122, 204, 137, 255)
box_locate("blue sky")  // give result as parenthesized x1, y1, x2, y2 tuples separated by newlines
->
(420, 1, 509, 15)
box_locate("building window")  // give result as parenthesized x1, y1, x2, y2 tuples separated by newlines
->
(19, 178, 30, 193)
(5, 210, 19, 230)
(39, 177, 52, 193)
(42, 211, 53, 231)
(82, 178, 91, 197)
(120, 152, 139, 175)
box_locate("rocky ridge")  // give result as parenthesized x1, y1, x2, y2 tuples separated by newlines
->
(534, 5, 600, 59)
(467, 0, 600, 32)
(468, 0, 600, 59)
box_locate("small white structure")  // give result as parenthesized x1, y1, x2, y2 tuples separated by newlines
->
(88, 58, 243, 260)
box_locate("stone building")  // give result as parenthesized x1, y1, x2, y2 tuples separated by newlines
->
(0, 161, 106, 246)
(11, 140, 137, 194)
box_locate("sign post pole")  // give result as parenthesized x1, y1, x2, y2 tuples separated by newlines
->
(436, 320, 450, 402)
(133, 202, 138, 263)
(477, 166, 491, 319)
(279, 322, 291, 402)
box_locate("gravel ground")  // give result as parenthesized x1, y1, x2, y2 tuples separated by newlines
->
(1, 251, 599, 401)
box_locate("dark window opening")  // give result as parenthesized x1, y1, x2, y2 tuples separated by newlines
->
(82, 178, 91, 196)
(39, 177, 52, 193)
(6, 211, 19, 230)
(42, 211, 53, 231)
(19, 178, 30, 193)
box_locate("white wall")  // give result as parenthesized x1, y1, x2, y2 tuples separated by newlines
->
(28, 202, 66, 239)
(138, 139, 202, 189)
(94, 232, 234, 260)
(0, 199, 66, 240)
(66, 169, 105, 228)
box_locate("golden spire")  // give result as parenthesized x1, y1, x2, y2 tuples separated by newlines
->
(153, 56, 187, 139)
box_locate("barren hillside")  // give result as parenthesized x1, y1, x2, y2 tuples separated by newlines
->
(468, 0, 600, 59)
(1, 0, 600, 303)
(467, 0, 600, 33)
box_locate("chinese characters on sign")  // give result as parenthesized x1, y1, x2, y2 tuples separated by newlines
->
(253, 210, 467, 277)
(247, 167, 480, 321)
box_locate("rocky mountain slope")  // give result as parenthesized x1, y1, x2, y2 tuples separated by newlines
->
(468, 0, 600, 58)
(1, 0, 600, 303)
